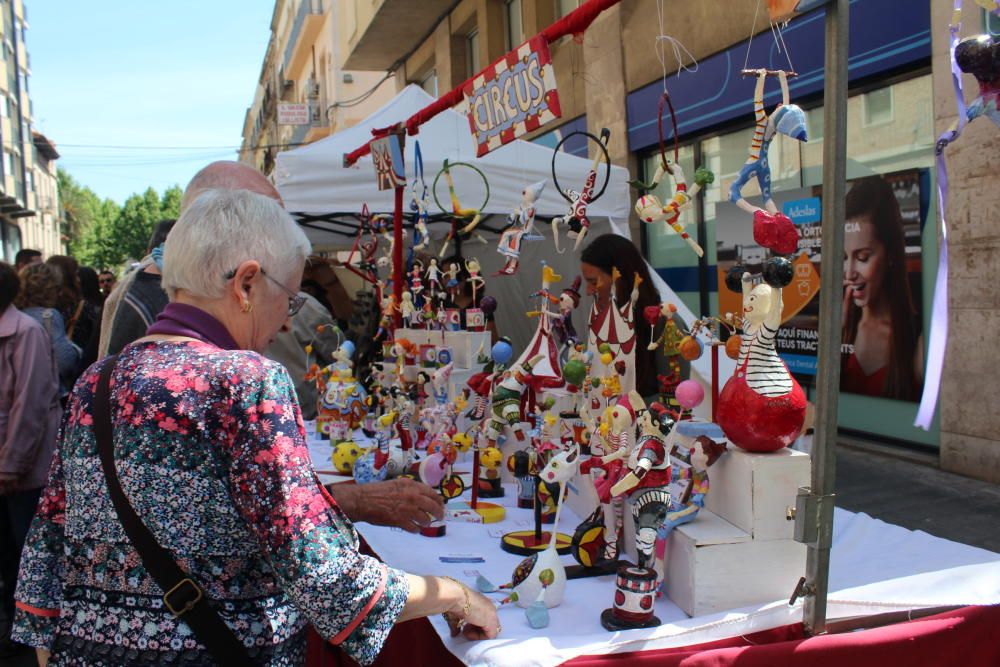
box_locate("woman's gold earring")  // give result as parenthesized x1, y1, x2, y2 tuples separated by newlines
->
(242, 300, 253, 313)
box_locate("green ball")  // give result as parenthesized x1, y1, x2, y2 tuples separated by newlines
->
(598, 343, 612, 354)
(563, 359, 587, 387)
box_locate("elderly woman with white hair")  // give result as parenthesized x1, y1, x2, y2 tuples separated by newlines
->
(12, 190, 499, 666)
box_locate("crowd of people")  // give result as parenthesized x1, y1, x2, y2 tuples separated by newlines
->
(0, 161, 500, 666)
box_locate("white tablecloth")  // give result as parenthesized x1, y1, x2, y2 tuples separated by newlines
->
(359, 490, 1000, 667)
(307, 434, 1000, 667)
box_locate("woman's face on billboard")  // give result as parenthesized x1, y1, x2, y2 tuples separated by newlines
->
(844, 215, 886, 309)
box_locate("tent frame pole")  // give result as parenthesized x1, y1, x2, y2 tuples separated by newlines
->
(801, 0, 849, 636)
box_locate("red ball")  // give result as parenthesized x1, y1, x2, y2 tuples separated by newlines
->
(716, 372, 806, 452)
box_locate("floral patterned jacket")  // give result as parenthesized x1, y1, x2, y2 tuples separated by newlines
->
(13, 341, 408, 666)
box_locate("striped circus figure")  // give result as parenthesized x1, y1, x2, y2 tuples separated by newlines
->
(716, 272, 806, 452)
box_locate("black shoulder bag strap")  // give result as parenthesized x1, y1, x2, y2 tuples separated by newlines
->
(93, 356, 254, 665)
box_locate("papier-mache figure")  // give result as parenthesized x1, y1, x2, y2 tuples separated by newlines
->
(316, 367, 368, 445)
(485, 354, 545, 448)
(717, 272, 806, 452)
(478, 445, 582, 629)
(939, 33, 1000, 152)
(652, 423, 728, 590)
(577, 390, 646, 562)
(495, 180, 545, 277)
(609, 402, 674, 571)
(729, 69, 807, 256)
(634, 160, 714, 257)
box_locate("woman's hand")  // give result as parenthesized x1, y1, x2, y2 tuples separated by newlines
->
(327, 478, 444, 532)
(442, 581, 501, 640)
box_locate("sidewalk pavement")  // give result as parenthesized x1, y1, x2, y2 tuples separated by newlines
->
(834, 444, 1000, 554)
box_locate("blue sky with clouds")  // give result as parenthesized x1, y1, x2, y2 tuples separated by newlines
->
(26, 2, 274, 204)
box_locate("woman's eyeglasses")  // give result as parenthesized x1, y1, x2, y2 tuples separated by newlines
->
(224, 267, 306, 317)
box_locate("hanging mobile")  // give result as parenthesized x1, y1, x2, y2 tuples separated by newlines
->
(433, 158, 490, 257)
(632, 91, 714, 257)
(409, 141, 431, 253)
(551, 128, 611, 253)
(725, 0, 808, 291)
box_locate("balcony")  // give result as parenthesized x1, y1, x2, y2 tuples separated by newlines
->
(344, 0, 454, 70)
(283, 0, 325, 79)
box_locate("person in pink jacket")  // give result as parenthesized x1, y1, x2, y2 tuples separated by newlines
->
(0, 261, 61, 658)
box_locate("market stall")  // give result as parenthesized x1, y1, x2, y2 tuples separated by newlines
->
(277, 0, 999, 662)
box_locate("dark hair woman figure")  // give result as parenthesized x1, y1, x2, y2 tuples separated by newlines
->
(580, 234, 662, 398)
(841, 176, 923, 401)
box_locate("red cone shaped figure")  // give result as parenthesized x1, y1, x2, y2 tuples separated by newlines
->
(717, 275, 805, 452)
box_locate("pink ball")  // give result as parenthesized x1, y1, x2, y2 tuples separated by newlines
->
(675, 380, 704, 410)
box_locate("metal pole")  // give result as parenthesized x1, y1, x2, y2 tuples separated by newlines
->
(803, 0, 849, 636)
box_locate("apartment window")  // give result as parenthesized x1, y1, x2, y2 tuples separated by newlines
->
(2, 151, 11, 177)
(0, 95, 7, 118)
(863, 87, 893, 126)
(24, 167, 31, 192)
(557, 0, 581, 18)
(467, 29, 480, 77)
(420, 69, 438, 97)
(506, 0, 523, 49)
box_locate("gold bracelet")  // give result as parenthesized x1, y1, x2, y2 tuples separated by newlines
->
(442, 576, 471, 626)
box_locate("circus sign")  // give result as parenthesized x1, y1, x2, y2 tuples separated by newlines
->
(463, 35, 562, 157)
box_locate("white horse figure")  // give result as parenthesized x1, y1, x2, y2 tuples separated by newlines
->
(478, 445, 581, 628)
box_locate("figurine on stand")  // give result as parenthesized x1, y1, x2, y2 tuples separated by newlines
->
(652, 426, 728, 590)
(608, 403, 674, 578)
(485, 354, 544, 448)
(478, 446, 582, 629)
(465, 258, 485, 304)
(555, 277, 583, 352)
(409, 261, 425, 298)
(443, 261, 461, 304)
(495, 180, 545, 277)
(401, 291, 421, 328)
(717, 273, 806, 452)
(576, 390, 645, 563)
(425, 258, 442, 295)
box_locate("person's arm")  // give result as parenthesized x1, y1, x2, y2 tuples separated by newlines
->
(223, 360, 494, 663)
(0, 323, 59, 490)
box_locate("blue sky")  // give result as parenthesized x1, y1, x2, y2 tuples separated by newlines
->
(27, 2, 274, 204)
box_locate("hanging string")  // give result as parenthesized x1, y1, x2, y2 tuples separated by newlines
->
(743, 0, 763, 72)
(655, 0, 699, 93)
(770, 19, 796, 73)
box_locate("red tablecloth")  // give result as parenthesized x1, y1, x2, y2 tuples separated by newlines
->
(309, 604, 1000, 666)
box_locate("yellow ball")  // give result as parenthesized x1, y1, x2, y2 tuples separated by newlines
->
(600, 352, 613, 365)
(480, 446, 503, 469)
(331, 442, 362, 473)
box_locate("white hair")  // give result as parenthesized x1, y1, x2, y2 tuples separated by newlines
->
(161, 189, 311, 300)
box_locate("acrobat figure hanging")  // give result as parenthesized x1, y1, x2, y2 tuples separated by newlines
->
(938, 34, 1000, 153)
(729, 69, 807, 256)
(495, 180, 545, 277)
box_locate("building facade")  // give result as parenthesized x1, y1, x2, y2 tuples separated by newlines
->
(339, 0, 999, 482)
(239, 0, 396, 175)
(0, 0, 61, 263)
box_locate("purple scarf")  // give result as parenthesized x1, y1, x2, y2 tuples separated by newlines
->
(146, 302, 240, 350)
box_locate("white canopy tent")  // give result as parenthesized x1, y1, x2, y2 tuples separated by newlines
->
(274, 85, 631, 246)
(274, 84, 732, 389)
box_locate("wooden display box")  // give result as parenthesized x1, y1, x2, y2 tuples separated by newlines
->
(663, 509, 806, 616)
(704, 447, 810, 541)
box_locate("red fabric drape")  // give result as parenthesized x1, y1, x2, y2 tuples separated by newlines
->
(564, 605, 1000, 667)
(342, 0, 624, 167)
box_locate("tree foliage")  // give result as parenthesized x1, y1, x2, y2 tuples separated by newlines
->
(58, 168, 184, 270)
